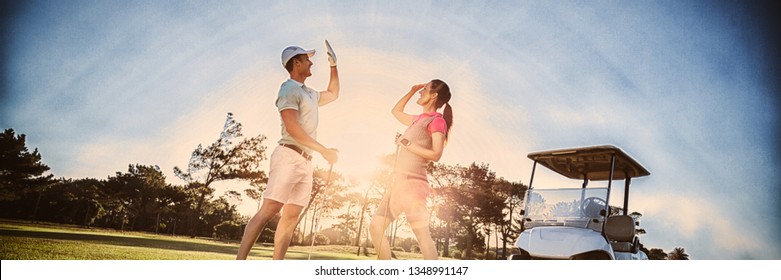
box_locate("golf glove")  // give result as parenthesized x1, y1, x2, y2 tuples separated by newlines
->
(325, 40, 337, 67)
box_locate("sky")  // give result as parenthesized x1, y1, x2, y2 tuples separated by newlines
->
(1, 0, 779, 260)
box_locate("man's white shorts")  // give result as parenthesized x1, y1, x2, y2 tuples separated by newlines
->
(262, 145, 313, 207)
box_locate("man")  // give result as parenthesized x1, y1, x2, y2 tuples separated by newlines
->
(236, 41, 339, 260)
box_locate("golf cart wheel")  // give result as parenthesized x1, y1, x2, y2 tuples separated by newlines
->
(570, 250, 612, 260)
(508, 249, 531, 260)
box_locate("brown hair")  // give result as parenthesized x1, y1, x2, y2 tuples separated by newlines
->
(430, 79, 453, 138)
(284, 54, 307, 73)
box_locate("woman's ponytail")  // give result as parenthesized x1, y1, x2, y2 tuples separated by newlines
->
(430, 79, 453, 139)
(443, 103, 453, 139)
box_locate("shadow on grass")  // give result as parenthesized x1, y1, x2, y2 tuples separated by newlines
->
(0, 228, 242, 256)
(284, 250, 364, 260)
(0, 225, 360, 260)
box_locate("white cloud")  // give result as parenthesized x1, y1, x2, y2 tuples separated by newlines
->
(633, 192, 763, 257)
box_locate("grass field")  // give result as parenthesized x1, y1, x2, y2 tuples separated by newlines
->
(0, 219, 429, 260)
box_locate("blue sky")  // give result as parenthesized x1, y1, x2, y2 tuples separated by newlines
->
(2, 1, 779, 259)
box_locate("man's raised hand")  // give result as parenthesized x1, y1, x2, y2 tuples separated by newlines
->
(325, 40, 337, 67)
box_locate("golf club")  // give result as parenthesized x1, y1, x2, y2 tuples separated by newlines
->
(377, 133, 402, 259)
(308, 163, 334, 260)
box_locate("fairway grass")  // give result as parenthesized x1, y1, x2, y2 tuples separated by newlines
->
(0, 220, 428, 260)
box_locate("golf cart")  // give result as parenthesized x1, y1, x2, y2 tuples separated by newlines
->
(510, 145, 650, 260)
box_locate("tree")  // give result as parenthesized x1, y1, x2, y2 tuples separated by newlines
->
(426, 162, 514, 259)
(173, 113, 268, 237)
(646, 248, 667, 260)
(629, 211, 647, 236)
(355, 153, 394, 255)
(453, 163, 504, 259)
(297, 167, 347, 244)
(154, 183, 189, 234)
(474, 173, 512, 259)
(668, 247, 690, 260)
(497, 179, 527, 259)
(101, 164, 170, 231)
(428, 162, 463, 258)
(203, 193, 243, 239)
(54, 178, 106, 227)
(107, 166, 148, 229)
(244, 181, 265, 211)
(0, 128, 53, 201)
(18, 177, 106, 225)
(429, 162, 482, 258)
(331, 191, 362, 245)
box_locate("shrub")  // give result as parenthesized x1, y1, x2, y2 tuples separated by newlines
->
(450, 249, 462, 259)
(213, 221, 241, 240)
(314, 234, 330, 245)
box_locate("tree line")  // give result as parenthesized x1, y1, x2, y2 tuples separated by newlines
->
(0, 113, 688, 260)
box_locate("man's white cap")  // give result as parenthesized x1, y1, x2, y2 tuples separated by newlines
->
(281, 46, 315, 67)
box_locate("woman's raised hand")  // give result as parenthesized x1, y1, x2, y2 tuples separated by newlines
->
(410, 84, 425, 93)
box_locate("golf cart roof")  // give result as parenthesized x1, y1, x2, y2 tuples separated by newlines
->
(527, 145, 650, 181)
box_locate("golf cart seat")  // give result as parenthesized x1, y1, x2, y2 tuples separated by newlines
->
(605, 215, 636, 252)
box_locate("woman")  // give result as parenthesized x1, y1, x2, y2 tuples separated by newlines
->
(370, 79, 453, 260)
